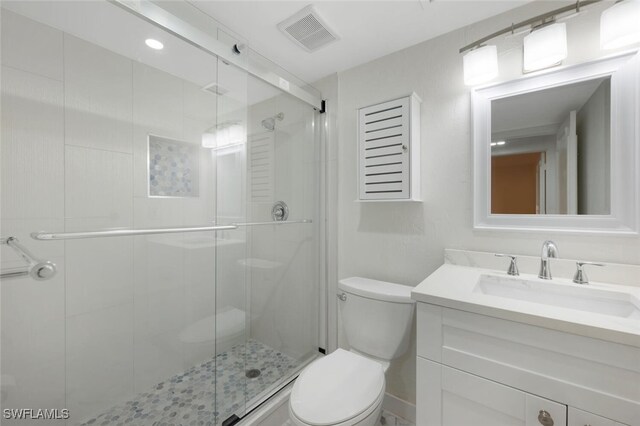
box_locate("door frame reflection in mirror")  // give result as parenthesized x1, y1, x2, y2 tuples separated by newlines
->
(472, 50, 640, 234)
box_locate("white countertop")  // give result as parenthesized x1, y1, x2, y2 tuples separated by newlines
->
(412, 263, 640, 348)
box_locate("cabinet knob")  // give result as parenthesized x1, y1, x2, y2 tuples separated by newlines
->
(538, 410, 554, 426)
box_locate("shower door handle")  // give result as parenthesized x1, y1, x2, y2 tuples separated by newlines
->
(1, 237, 57, 281)
(31, 224, 238, 240)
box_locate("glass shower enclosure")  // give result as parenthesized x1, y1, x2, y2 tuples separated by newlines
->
(0, 1, 323, 424)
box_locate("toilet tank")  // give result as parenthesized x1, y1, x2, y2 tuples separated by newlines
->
(338, 277, 415, 361)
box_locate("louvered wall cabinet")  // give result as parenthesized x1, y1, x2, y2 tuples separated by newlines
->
(357, 93, 421, 201)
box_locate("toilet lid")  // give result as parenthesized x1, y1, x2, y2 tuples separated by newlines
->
(290, 349, 385, 425)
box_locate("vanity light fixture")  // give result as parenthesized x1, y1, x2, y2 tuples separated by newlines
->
(458, 0, 613, 85)
(463, 45, 499, 86)
(202, 122, 245, 151)
(524, 22, 568, 72)
(600, 0, 640, 50)
(145, 38, 164, 50)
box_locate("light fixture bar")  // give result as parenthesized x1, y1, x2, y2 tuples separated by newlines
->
(459, 0, 601, 54)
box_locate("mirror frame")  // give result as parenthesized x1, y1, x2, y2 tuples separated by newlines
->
(472, 51, 640, 235)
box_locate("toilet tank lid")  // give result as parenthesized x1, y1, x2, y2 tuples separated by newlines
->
(338, 277, 415, 304)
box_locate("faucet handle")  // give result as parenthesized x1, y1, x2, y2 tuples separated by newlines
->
(573, 261, 604, 285)
(495, 254, 519, 276)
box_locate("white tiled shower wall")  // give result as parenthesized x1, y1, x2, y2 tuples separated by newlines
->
(0, 9, 228, 422)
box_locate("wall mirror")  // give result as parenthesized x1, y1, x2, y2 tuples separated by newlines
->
(473, 51, 639, 234)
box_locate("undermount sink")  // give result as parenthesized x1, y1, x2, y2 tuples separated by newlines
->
(474, 274, 640, 320)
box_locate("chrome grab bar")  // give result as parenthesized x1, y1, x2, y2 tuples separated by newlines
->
(1, 237, 57, 281)
(31, 225, 238, 241)
(232, 219, 312, 227)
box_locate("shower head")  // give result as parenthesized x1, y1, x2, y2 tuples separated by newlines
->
(261, 113, 284, 131)
(261, 118, 276, 131)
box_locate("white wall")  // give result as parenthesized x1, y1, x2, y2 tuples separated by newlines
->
(577, 79, 611, 214)
(333, 1, 640, 404)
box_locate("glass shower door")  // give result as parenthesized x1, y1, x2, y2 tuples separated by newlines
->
(0, 2, 222, 424)
(1, 2, 322, 425)
(212, 64, 322, 423)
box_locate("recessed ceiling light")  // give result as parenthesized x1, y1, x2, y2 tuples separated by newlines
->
(145, 39, 164, 50)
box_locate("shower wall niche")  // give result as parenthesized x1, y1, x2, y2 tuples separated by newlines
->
(148, 135, 200, 198)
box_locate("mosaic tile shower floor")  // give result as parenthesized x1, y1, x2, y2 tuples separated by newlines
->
(81, 340, 300, 426)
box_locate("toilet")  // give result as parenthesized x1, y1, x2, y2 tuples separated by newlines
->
(289, 277, 415, 426)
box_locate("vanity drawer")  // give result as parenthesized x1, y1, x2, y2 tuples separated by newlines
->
(418, 357, 567, 426)
(417, 303, 640, 425)
(568, 407, 627, 426)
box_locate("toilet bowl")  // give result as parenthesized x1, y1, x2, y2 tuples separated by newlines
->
(289, 277, 415, 426)
(289, 349, 385, 426)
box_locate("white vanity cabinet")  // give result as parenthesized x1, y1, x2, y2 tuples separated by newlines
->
(419, 358, 567, 426)
(416, 303, 638, 426)
(568, 407, 623, 426)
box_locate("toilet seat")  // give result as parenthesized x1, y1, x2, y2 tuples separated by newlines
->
(290, 349, 385, 426)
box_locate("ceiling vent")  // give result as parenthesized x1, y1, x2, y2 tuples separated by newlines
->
(202, 82, 229, 96)
(277, 5, 339, 52)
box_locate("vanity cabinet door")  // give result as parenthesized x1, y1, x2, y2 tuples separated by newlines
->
(418, 357, 567, 426)
(568, 407, 626, 426)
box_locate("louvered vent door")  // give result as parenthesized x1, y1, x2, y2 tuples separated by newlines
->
(359, 97, 411, 200)
(249, 133, 274, 202)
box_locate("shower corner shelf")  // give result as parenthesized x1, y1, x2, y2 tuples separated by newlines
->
(357, 92, 422, 202)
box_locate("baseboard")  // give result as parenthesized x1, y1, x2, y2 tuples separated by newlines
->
(383, 393, 416, 424)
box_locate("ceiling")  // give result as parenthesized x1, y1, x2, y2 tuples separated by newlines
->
(4, 0, 534, 104)
(2, 0, 281, 107)
(492, 77, 609, 137)
(189, 0, 531, 83)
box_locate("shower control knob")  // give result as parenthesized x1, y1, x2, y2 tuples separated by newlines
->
(538, 410, 554, 426)
(271, 201, 289, 221)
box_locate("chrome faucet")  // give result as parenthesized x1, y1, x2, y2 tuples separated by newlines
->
(539, 240, 558, 280)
